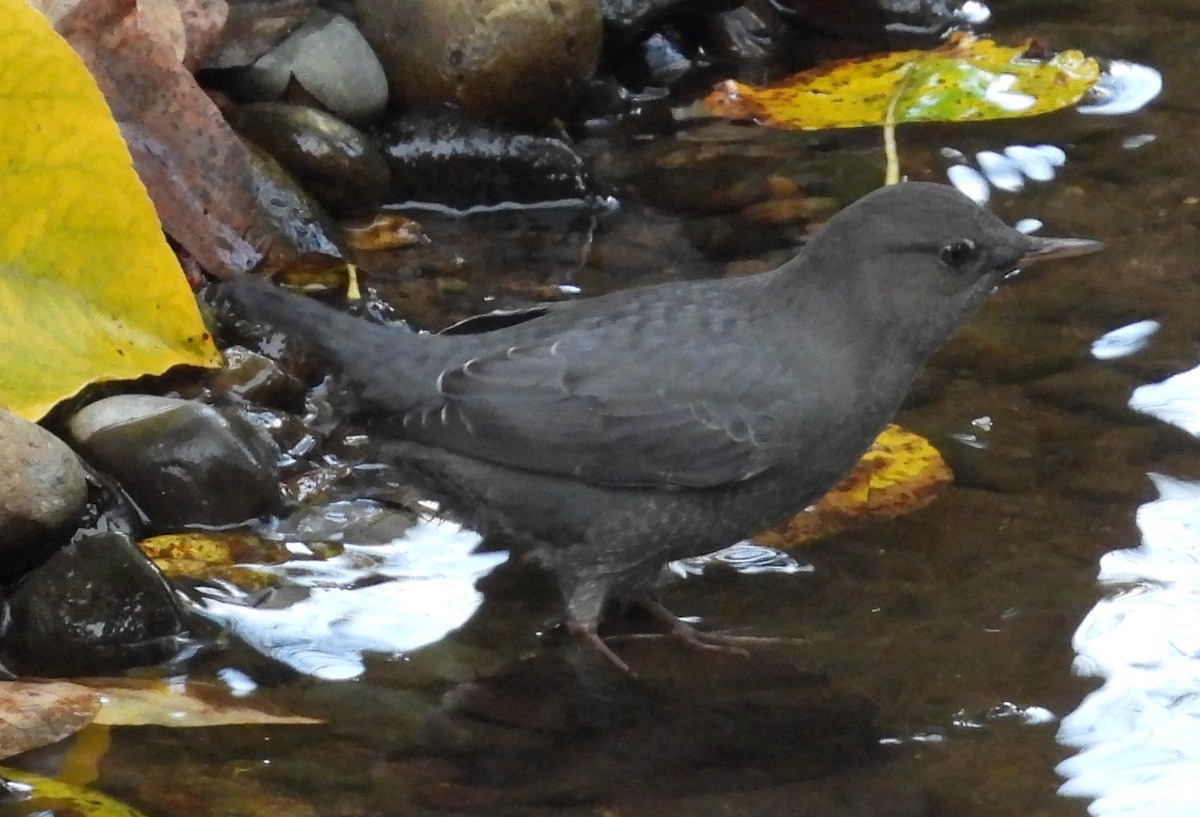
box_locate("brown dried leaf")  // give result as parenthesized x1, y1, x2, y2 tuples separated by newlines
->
(175, 0, 227, 70)
(135, 0, 186, 61)
(56, 0, 262, 278)
(27, 0, 84, 23)
(344, 213, 430, 251)
(0, 681, 102, 760)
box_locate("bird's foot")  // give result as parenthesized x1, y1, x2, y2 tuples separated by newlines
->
(562, 600, 798, 674)
(615, 597, 799, 657)
(565, 620, 636, 675)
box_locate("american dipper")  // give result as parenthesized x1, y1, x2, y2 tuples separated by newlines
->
(226, 182, 1101, 671)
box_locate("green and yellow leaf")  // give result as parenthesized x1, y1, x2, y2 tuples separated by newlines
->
(705, 33, 1100, 130)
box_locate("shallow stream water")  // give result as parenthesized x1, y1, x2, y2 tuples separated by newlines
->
(15, 2, 1200, 816)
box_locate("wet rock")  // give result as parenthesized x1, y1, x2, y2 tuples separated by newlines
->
(245, 144, 347, 265)
(599, 0, 737, 37)
(640, 31, 694, 85)
(205, 345, 309, 409)
(204, 0, 317, 69)
(0, 410, 87, 576)
(597, 1, 774, 92)
(357, 0, 603, 126)
(271, 498, 419, 545)
(230, 9, 389, 122)
(375, 109, 594, 208)
(772, 0, 977, 48)
(228, 102, 391, 217)
(709, 2, 785, 67)
(0, 531, 190, 676)
(67, 395, 282, 528)
(572, 77, 678, 136)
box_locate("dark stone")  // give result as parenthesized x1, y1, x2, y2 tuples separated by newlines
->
(1, 531, 191, 676)
(244, 144, 347, 265)
(67, 396, 282, 529)
(374, 110, 595, 210)
(598, 0, 739, 36)
(358, 0, 603, 126)
(228, 102, 391, 217)
(0, 410, 87, 576)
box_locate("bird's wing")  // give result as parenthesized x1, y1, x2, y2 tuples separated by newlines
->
(399, 327, 789, 489)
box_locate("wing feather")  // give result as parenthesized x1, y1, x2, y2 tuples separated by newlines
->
(401, 328, 786, 489)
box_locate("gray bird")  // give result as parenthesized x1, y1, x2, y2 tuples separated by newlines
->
(225, 182, 1101, 671)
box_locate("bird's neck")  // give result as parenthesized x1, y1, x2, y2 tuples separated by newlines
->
(763, 251, 946, 416)
(770, 242, 972, 362)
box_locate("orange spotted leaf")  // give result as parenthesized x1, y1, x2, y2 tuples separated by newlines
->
(756, 424, 952, 547)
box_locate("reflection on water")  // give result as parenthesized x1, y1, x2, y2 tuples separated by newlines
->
(193, 507, 506, 680)
(943, 56, 1159, 205)
(1130, 364, 1200, 437)
(947, 143, 1067, 202)
(1092, 321, 1160, 361)
(1060, 337, 1200, 815)
(669, 542, 813, 578)
(1078, 61, 1164, 117)
(1058, 474, 1200, 817)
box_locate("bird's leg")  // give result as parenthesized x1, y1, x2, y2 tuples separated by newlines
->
(561, 577, 637, 674)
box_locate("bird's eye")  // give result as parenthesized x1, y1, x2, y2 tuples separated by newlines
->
(939, 239, 978, 267)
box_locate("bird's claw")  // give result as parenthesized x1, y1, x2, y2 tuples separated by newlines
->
(565, 620, 637, 676)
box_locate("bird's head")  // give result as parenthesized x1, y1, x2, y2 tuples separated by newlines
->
(797, 181, 1102, 356)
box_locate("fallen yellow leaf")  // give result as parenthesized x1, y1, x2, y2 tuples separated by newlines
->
(0, 0, 221, 420)
(756, 423, 952, 547)
(705, 33, 1100, 130)
(0, 766, 151, 817)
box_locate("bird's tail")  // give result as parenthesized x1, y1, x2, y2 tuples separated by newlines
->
(222, 274, 428, 410)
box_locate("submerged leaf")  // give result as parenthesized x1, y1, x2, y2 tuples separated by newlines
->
(84, 678, 321, 727)
(138, 530, 342, 590)
(0, 766, 151, 817)
(705, 33, 1100, 130)
(756, 424, 952, 547)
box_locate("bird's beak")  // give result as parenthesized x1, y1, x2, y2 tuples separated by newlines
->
(1020, 236, 1105, 266)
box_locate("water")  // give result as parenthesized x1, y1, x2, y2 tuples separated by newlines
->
(13, 2, 1200, 816)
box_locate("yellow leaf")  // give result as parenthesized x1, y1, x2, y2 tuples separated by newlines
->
(0, 0, 221, 420)
(0, 766, 151, 817)
(705, 33, 1100, 130)
(756, 424, 952, 547)
(138, 530, 342, 590)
